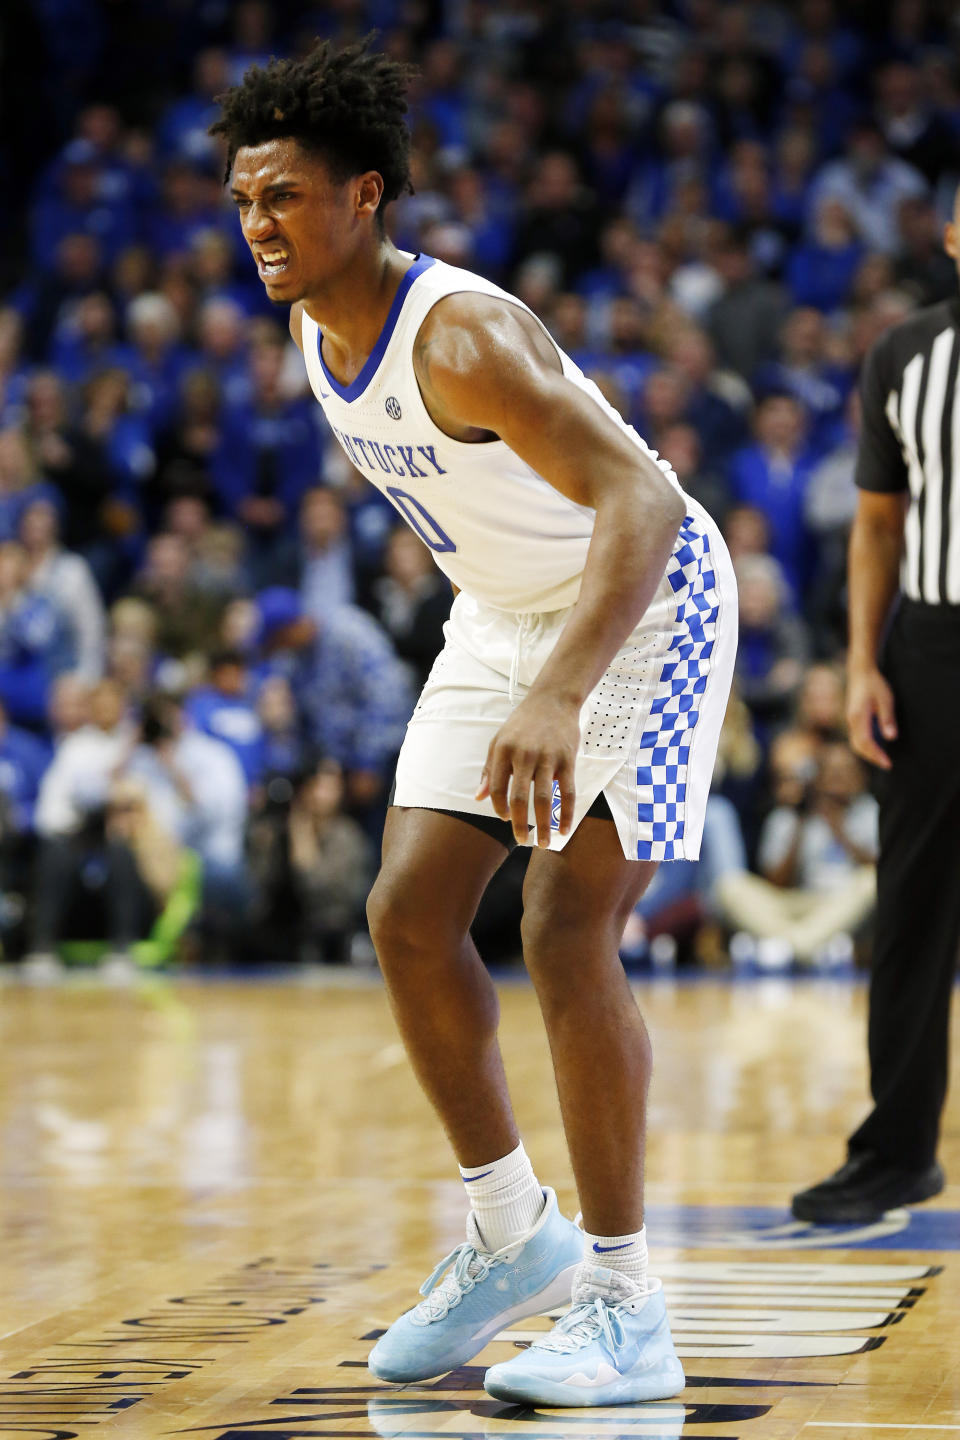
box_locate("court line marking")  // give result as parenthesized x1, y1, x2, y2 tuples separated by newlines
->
(805, 1425, 960, 1431)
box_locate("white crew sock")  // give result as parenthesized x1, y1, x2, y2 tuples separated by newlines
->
(582, 1223, 649, 1291)
(459, 1141, 546, 1252)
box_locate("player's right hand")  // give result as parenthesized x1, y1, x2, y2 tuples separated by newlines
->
(846, 664, 897, 771)
(476, 693, 579, 847)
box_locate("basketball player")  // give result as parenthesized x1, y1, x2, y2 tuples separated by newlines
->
(213, 39, 737, 1406)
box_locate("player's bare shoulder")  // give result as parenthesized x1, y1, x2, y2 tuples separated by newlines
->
(289, 301, 305, 352)
(412, 292, 560, 440)
(413, 292, 559, 387)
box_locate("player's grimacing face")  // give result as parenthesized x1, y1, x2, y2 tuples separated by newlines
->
(230, 139, 355, 303)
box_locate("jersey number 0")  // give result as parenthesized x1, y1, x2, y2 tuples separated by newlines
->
(386, 486, 457, 553)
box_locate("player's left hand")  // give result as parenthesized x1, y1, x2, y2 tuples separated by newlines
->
(476, 694, 579, 847)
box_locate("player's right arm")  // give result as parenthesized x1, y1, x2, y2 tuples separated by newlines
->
(289, 301, 304, 353)
(847, 339, 908, 772)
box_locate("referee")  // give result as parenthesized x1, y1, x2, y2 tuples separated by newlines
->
(791, 201, 960, 1223)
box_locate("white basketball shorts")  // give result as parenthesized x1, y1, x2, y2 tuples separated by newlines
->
(393, 510, 738, 861)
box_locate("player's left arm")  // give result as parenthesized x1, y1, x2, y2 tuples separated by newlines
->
(414, 294, 686, 846)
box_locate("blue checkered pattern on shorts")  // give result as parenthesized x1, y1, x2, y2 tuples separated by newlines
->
(635, 516, 719, 861)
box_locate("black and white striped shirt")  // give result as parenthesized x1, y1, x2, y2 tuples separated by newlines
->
(856, 296, 960, 605)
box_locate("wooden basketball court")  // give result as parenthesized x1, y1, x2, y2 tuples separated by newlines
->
(0, 970, 957, 1439)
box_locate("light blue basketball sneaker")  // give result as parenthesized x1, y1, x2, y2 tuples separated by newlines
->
(368, 1188, 581, 1383)
(483, 1262, 685, 1406)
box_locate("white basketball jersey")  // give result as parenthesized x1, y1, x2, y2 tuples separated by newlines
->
(300, 253, 687, 613)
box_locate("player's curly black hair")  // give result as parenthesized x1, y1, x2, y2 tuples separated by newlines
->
(209, 35, 414, 208)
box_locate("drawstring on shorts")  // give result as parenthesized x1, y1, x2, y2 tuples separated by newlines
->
(508, 612, 545, 704)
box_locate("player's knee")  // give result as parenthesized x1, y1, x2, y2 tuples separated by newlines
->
(366, 875, 410, 954)
(366, 871, 433, 964)
(521, 886, 590, 961)
(521, 884, 630, 979)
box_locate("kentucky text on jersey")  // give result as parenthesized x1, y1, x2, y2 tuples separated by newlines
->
(328, 425, 448, 480)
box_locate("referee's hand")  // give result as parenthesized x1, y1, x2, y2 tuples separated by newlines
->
(847, 665, 897, 771)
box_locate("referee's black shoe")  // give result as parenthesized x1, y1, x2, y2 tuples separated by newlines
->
(791, 1152, 945, 1223)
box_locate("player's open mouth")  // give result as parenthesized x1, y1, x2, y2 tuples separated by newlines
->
(258, 249, 290, 276)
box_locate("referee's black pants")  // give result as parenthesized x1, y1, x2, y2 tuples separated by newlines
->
(848, 600, 960, 1170)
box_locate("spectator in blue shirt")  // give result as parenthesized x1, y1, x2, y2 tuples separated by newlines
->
(224, 0, 275, 86)
(0, 309, 30, 425)
(574, 216, 637, 302)
(0, 541, 71, 728)
(0, 429, 56, 544)
(770, 127, 817, 235)
(666, 327, 751, 467)
(47, 368, 154, 599)
(634, 366, 689, 455)
(21, 496, 106, 681)
(264, 486, 356, 617)
(293, 493, 350, 616)
(411, 39, 470, 154)
(187, 229, 269, 318)
(734, 552, 811, 747)
(627, 101, 713, 227)
(75, 367, 155, 500)
(754, 307, 849, 456)
(17, 371, 140, 597)
(15, 232, 105, 365)
(578, 88, 642, 208)
(213, 338, 322, 576)
(727, 393, 818, 601)
(447, 169, 515, 280)
(655, 422, 731, 530)
(780, 42, 861, 162)
(807, 119, 927, 256)
(155, 48, 231, 166)
(147, 158, 232, 262)
(150, 368, 223, 524)
(254, 586, 413, 815)
(713, 141, 794, 279)
(255, 673, 308, 782)
(123, 292, 191, 438)
(38, 105, 156, 219)
(191, 297, 250, 411)
(779, 8, 864, 87)
(341, 471, 405, 598)
(30, 139, 137, 272)
(50, 291, 130, 386)
(0, 697, 51, 832)
(596, 297, 658, 415)
(186, 649, 263, 785)
(786, 198, 864, 314)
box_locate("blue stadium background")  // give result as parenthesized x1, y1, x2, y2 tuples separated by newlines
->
(0, 0, 957, 971)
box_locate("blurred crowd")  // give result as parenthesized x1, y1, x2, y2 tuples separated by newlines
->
(0, 0, 958, 971)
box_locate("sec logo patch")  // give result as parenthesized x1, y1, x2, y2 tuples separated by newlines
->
(385, 396, 402, 420)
